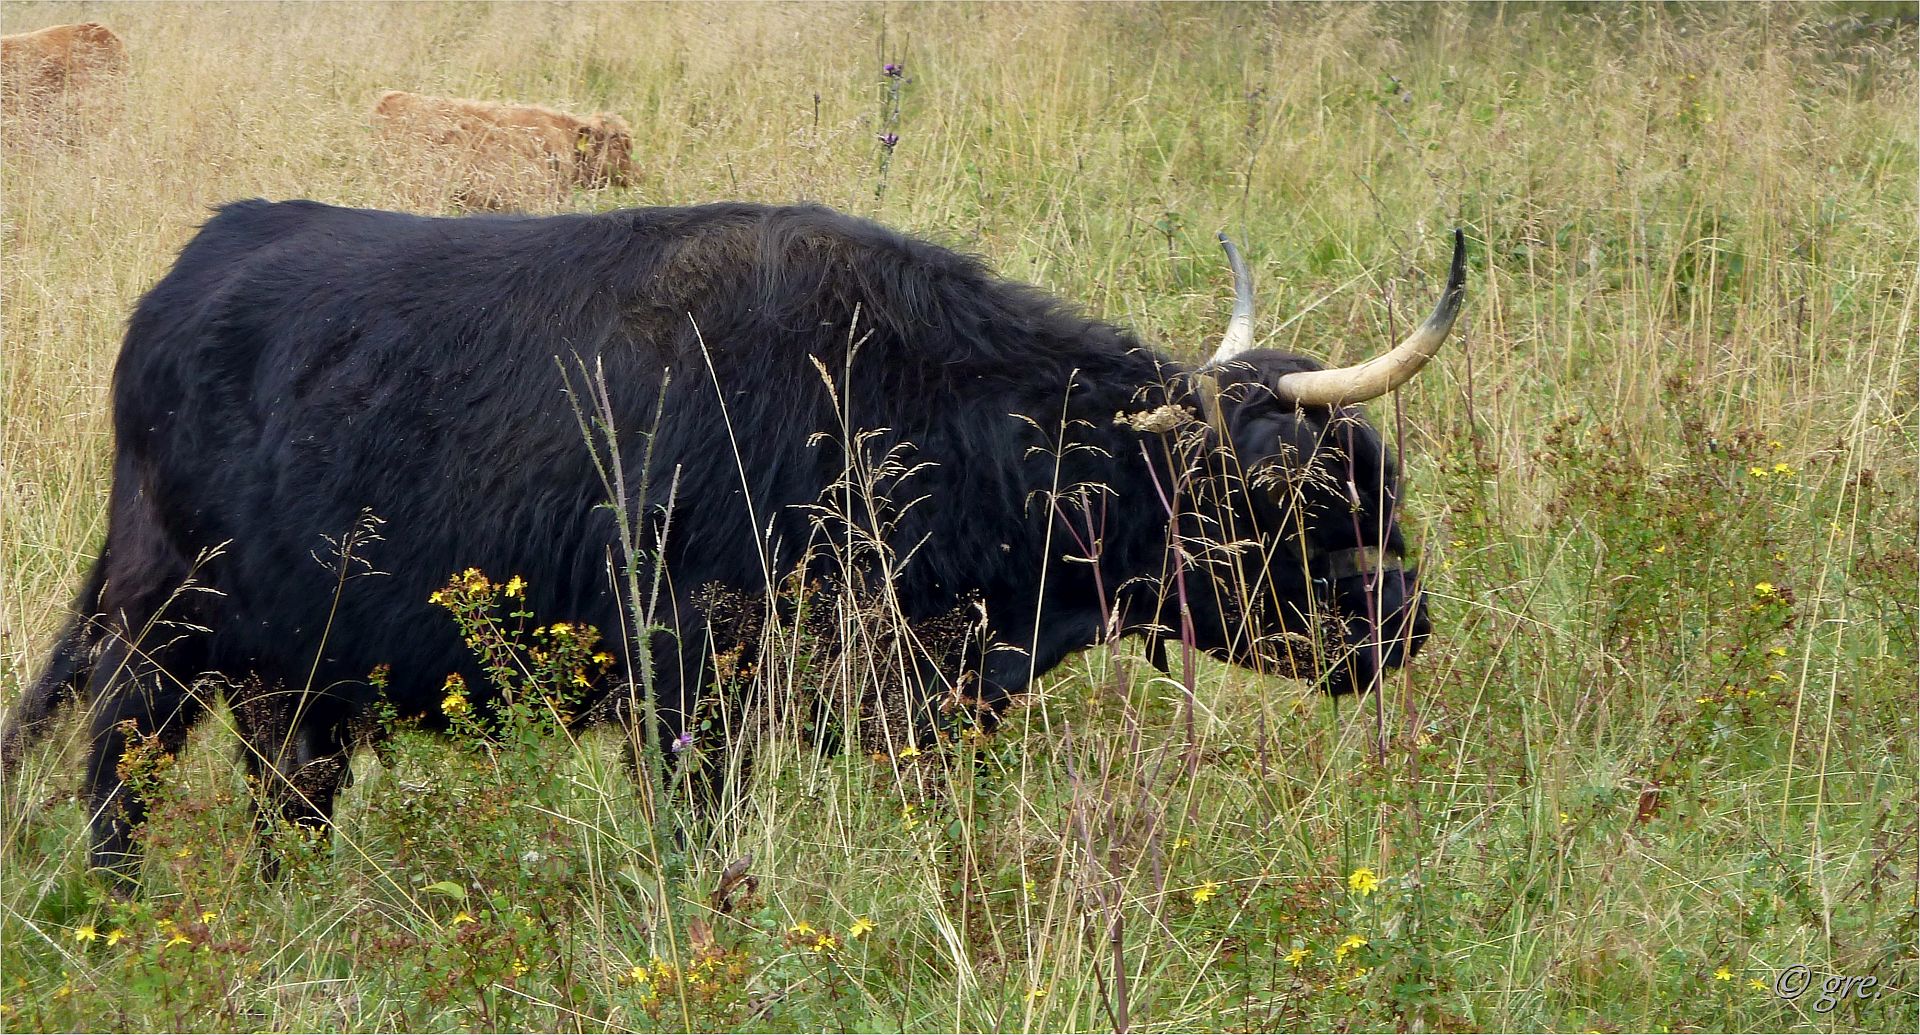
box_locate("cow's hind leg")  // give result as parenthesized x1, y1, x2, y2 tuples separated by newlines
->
(232, 683, 349, 876)
(79, 457, 223, 886)
(80, 634, 207, 887)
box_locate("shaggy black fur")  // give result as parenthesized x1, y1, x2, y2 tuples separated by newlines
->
(5, 200, 1429, 879)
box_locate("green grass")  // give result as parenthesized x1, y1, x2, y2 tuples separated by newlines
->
(3, 2, 1915, 1031)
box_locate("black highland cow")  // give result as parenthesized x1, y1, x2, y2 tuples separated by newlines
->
(5, 200, 1463, 880)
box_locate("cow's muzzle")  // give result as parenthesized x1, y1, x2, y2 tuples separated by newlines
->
(1314, 548, 1430, 696)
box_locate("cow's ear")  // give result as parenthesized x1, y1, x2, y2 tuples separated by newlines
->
(1220, 394, 1286, 467)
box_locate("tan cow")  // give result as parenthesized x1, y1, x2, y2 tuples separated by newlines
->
(371, 90, 635, 210)
(1, 22, 128, 131)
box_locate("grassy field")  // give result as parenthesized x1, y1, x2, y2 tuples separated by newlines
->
(2, 2, 1915, 1031)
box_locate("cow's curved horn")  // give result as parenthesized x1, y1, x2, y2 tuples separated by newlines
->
(1275, 228, 1467, 407)
(1207, 232, 1256, 366)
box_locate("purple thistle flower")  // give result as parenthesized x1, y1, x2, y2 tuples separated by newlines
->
(883, 62, 903, 78)
(670, 730, 695, 754)
(877, 132, 899, 149)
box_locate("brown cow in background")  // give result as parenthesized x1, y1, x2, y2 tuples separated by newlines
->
(1, 22, 127, 130)
(372, 90, 635, 210)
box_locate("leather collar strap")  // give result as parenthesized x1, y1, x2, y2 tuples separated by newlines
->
(1320, 546, 1402, 580)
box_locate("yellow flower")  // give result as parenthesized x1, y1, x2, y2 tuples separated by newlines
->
(442, 692, 470, 717)
(450, 911, 475, 926)
(788, 921, 815, 936)
(1748, 978, 1768, 992)
(1285, 945, 1311, 966)
(811, 933, 837, 952)
(1767, 646, 1788, 657)
(1753, 582, 1776, 597)
(1348, 867, 1380, 896)
(1335, 934, 1368, 960)
(165, 932, 192, 949)
(1652, 544, 1667, 554)
(1345, 966, 1371, 988)
(592, 652, 614, 666)
(503, 575, 526, 598)
(105, 928, 128, 947)
(849, 916, 876, 939)
(1171, 835, 1193, 851)
(627, 963, 650, 985)
(1027, 985, 1049, 1002)
(1191, 880, 1219, 905)
(512, 958, 529, 976)
(71, 924, 98, 943)
(1558, 811, 1570, 824)
(897, 744, 921, 759)
(1772, 462, 1796, 476)
(548, 622, 572, 636)
(1714, 966, 1732, 982)
(1748, 465, 1769, 478)
(200, 910, 217, 924)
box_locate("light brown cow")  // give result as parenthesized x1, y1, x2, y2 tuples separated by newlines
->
(371, 90, 635, 210)
(0, 22, 128, 128)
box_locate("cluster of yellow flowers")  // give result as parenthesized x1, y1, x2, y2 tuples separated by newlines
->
(75, 910, 223, 952)
(155, 917, 192, 950)
(428, 567, 498, 606)
(786, 920, 839, 954)
(441, 673, 471, 717)
(624, 955, 678, 1009)
(782, 915, 878, 957)
(1710, 965, 1773, 994)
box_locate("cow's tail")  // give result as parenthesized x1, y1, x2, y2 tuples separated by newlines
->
(1, 554, 106, 775)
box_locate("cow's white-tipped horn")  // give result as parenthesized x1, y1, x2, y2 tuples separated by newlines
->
(1207, 232, 1256, 366)
(1274, 229, 1467, 407)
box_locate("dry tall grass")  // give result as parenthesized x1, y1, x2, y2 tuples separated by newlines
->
(2, 3, 1914, 1031)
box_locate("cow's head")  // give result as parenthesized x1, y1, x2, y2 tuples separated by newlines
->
(1177, 231, 1464, 696)
(576, 113, 635, 188)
